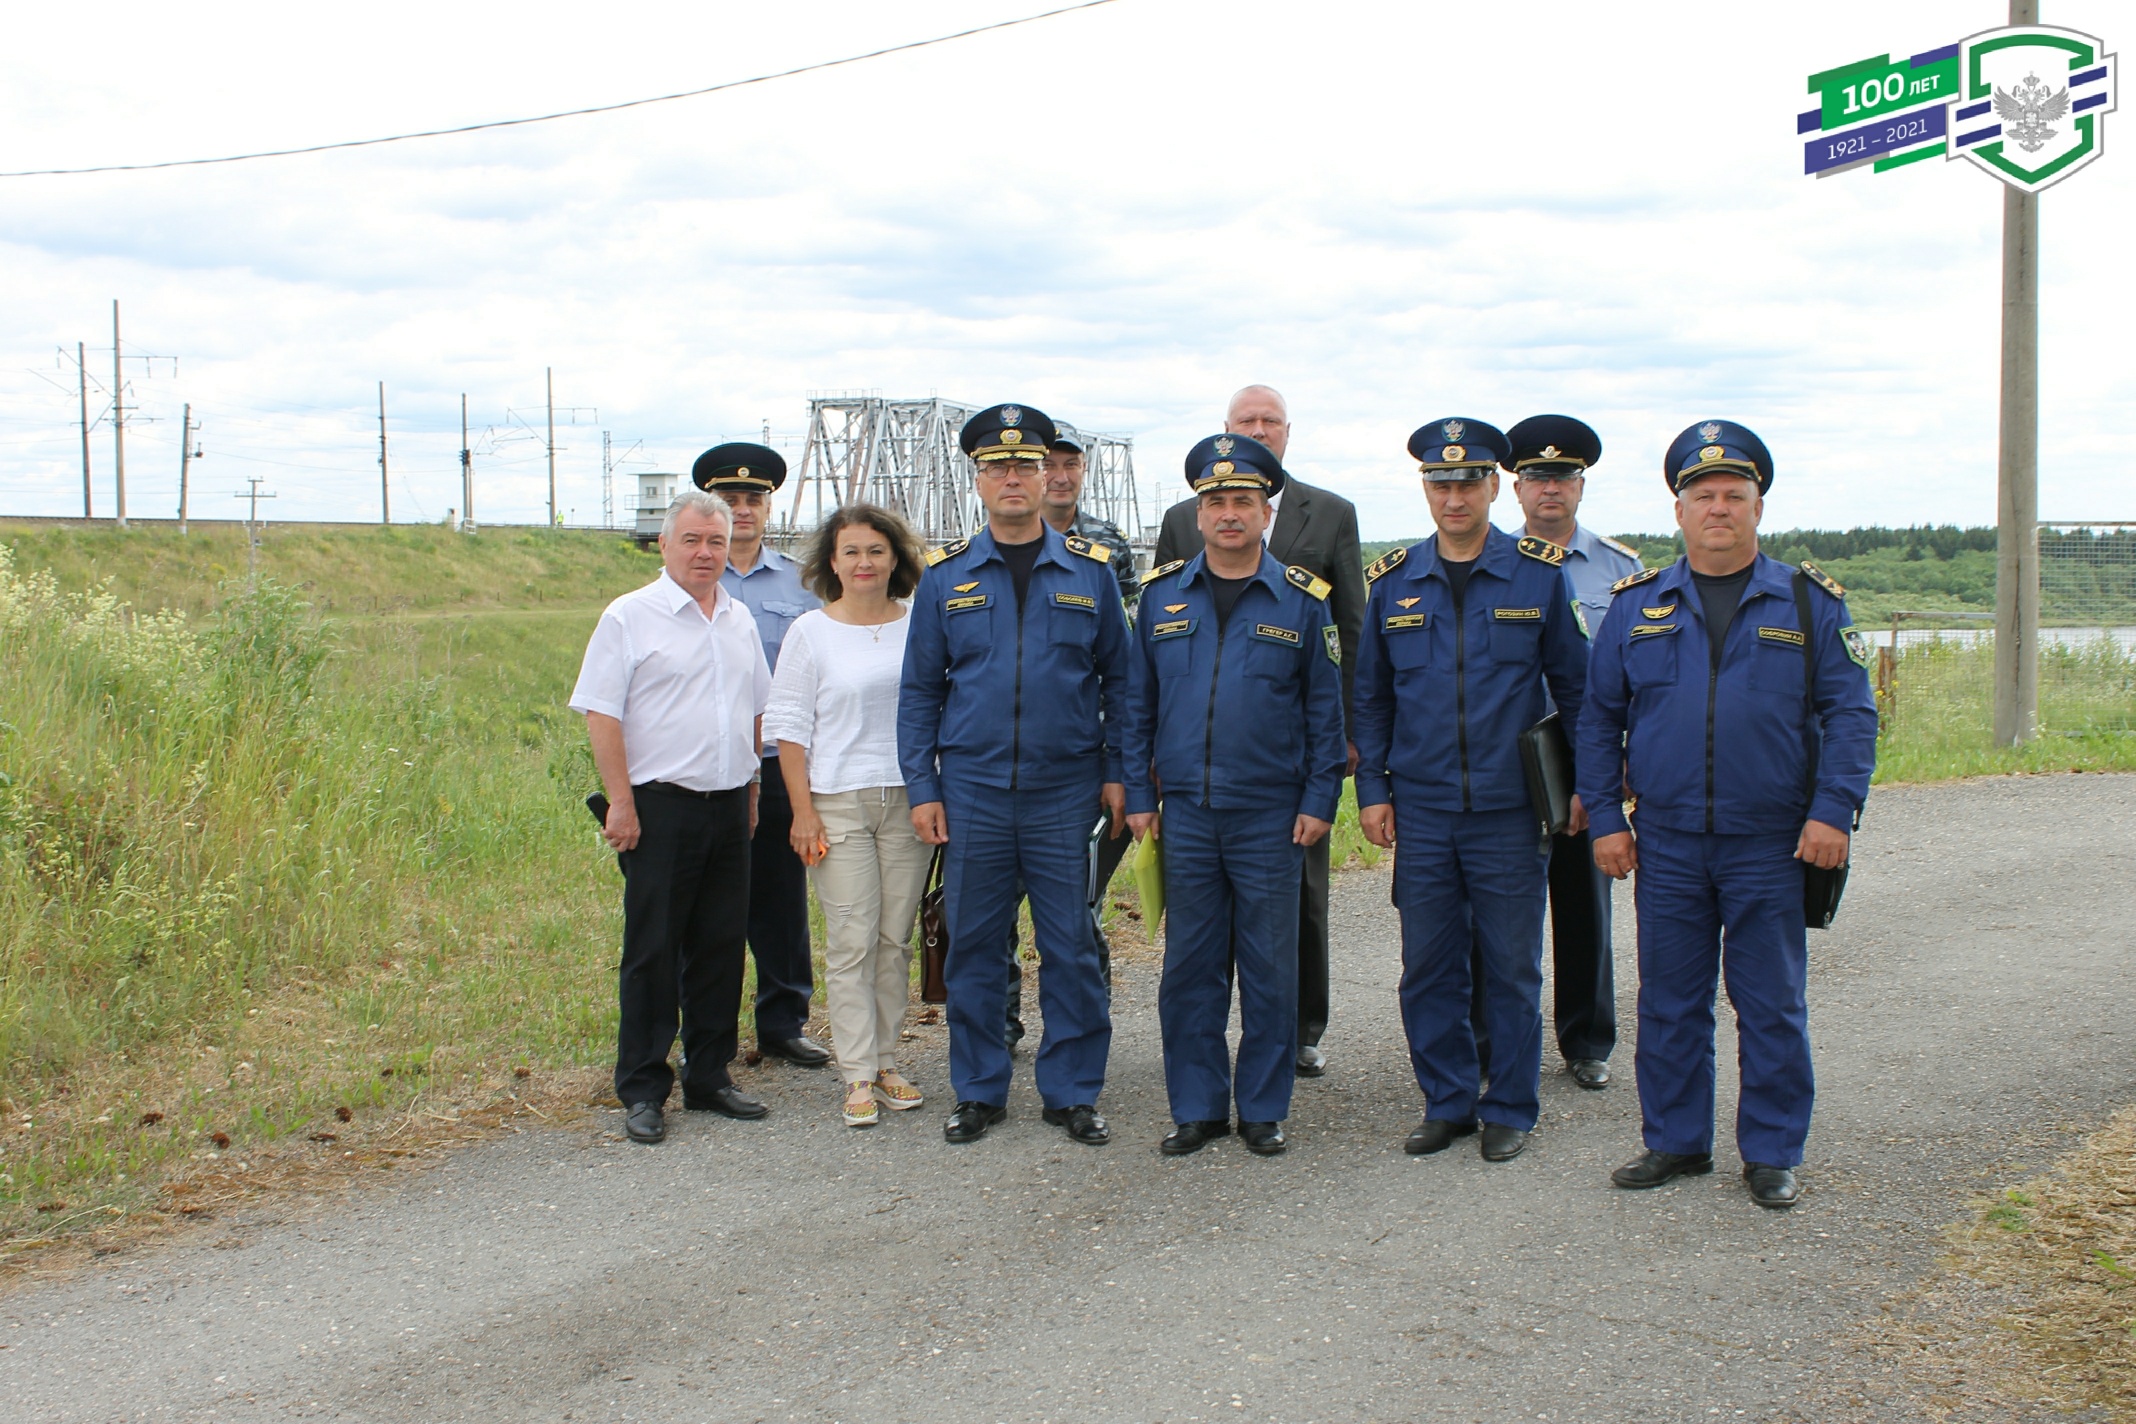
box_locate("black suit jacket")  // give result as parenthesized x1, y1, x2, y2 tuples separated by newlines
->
(1153, 475, 1366, 736)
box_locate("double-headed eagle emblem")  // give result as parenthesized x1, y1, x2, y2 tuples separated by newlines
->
(1994, 72, 2070, 154)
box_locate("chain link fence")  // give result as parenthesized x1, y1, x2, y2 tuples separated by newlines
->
(1874, 523, 2136, 741)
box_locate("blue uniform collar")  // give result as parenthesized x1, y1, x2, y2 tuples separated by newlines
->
(1180, 548, 1287, 596)
(1404, 523, 1519, 585)
(968, 521, 1073, 570)
(1653, 552, 1794, 610)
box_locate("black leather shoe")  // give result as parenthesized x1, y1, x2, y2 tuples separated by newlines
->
(1611, 1149, 1715, 1188)
(1743, 1163, 1801, 1208)
(1005, 1016, 1026, 1048)
(1295, 1044, 1327, 1077)
(624, 1102, 665, 1143)
(682, 1085, 768, 1120)
(1042, 1104, 1110, 1146)
(759, 1035, 831, 1067)
(1480, 1124, 1528, 1161)
(1568, 1058, 1611, 1089)
(1403, 1117, 1478, 1155)
(1160, 1120, 1229, 1156)
(943, 1101, 1006, 1144)
(1239, 1121, 1287, 1156)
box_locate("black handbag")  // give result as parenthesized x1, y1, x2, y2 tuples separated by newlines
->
(1517, 712, 1576, 843)
(1793, 574, 1851, 929)
(917, 846, 950, 1004)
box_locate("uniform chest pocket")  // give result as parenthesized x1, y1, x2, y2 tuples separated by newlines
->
(1149, 617, 1197, 679)
(1623, 625, 1682, 688)
(1488, 609, 1544, 663)
(1747, 627, 1807, 693)
(1380, 613, 1432, 671)
(943, 593, 993, 656)
(1244, 623, 1303, 681)
(759, 599, 808, 625)
(1048, 593, 1098, 652)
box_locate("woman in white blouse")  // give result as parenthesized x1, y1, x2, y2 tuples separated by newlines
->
(763, 504, 933, 1127)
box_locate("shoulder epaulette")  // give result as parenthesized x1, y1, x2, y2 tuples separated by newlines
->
(1596, 533, 1641, 562)
(925, 537, 968, 567)
(1800, 560, 1845, 598)
(1063, 534, 1111, 564)
(1611, 566, 1661, 594)
(1517, 535, 1566, 567)
(1364, 546, 1407, 584)
(1285, 564, 1333, 601)
(1139, 558, 1186, 586)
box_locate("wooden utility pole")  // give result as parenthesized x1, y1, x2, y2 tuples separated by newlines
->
(177, 403, 194, 533)
(77, 341, 92, 518)
(112, 301, 127, 527)
(1992, 0, 2041, 746)
(377, 381, 392, 524)
(546, 367, 558, 527)
(459, 393, 474, 532)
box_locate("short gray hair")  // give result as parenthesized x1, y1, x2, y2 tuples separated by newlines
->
(662, 488, 733, 539)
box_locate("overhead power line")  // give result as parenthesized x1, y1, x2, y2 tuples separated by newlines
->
(0, 1, 1122, 180)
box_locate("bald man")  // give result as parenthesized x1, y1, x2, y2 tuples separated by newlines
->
(1152, 385, 1366, 1075)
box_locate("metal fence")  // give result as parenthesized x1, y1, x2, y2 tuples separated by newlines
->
(1874, 524, 2136, 739)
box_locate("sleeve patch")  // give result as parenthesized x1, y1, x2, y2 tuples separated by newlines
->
(1842, 625, 1873, 669)
(1572, 600, 1590, 640)
(1323, 625, 1341, 663)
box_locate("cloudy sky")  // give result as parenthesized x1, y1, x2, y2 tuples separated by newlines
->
(2, 0, 2129, 543)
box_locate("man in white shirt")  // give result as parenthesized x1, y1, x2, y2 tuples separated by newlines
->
(570, 489, 773, 1144)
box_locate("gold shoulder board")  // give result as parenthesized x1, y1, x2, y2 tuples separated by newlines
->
(1800, 560, 1846, 598)
(1517, 535, 1567, 567)
(1611, 566, 1661, 594)
(925, 537, 969, 568)
(1139, 558, 1186, 586)
(1364, 546, 1408, 584)
(1064, 534, 1112, 563)
(1285, 565, 1333, 601)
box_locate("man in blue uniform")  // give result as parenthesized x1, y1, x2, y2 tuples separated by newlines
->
(1354, 418, 1589, 1164)
(695, 443, 829, 1068)
(899, 404, 1134, 1147)
(1122, 435, 1346, 1158)
(1576, 420, 1876, 1209)
(1504, 415, 1642, 1091)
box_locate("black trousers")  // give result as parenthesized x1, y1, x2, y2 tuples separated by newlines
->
(1297, 833, 1332, 1048)
(614, 783, 752, 1107)
(747, 756, 817, 1042)
(1468, 826, 1616, 1064)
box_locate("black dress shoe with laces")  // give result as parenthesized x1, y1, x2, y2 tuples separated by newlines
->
(1611, 1149, 1715, 1188)
(624, 1102, 665, 1144)
(1480, 1123, 1529, 1161)
(1295, 1044, 1327, 1077)
(1160, 1120, 1230, 1156)
(1239, 1121, 1287, 1156)
(1042, 1104, 1110, 1146)
(1568, 1058, 1611, 1089)
(759, 1035, 831, 1067)
(943, 1101, 1007, 1144)
(1743, 1163, 1801, 1208)
(682, 1085, 768, 1119)
(1403, 1117, 1478, 1155)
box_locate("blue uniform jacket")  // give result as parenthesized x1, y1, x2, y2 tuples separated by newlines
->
(898, 523, 1134, 807)
(1573, 554, 1877, 838)
(1354, 525, 1588, 814)
(1121, 551, 1347, 822)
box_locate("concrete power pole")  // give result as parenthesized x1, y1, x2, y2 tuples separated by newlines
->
(377, 381, 391, 524)
(1991, 0, 2042, 747)
(77, 341, 93, 518)
(112, 300, 127, 527)
(460, 393, 475, 533)
(177, 403, 194, 534)
(233, 477, 277, 584)
(546, 368, 560, 528)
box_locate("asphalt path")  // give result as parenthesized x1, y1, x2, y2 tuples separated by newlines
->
(5, 775, 2132, 1423)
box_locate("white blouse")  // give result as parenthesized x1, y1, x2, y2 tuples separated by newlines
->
(761, 607, 911, 795)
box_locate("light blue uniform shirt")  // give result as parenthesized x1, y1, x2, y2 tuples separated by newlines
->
(721, 545, 820, 754)
(1555, 524, 1644, 636)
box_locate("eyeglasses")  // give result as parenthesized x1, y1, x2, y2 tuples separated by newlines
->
(976, 462, 1040, 482)
(1517, 471, 1585, 486)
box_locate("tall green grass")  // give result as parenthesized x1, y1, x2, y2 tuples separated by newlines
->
(1874, 638, 2136, 781)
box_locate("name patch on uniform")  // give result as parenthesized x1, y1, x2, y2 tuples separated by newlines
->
(1383, 613, 1427, 631)
(1642, 604, 1675, 620)
(945, 595, 989, 612)
(1151, 619, 1193, 637)
(1052, 592, 1097, 609)
(1758, 626, 1805, 646)
(1628, 623, 1679, 638)
(1255, 624, 1302, 645)
(1493, 607, 1542, 621)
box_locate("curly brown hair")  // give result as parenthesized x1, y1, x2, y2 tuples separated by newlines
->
(800, 503, 925, 603)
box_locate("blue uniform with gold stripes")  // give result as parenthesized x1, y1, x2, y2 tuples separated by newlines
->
(1122, 551, 1347, 1125)
(1574, 554, 1876, 1168)
(1353, 525, 1588, 1133)
(898, 523, 1134, 1112)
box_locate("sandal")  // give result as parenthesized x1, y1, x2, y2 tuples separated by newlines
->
(843, 1082, 879, 1128)
(873, 1070, 924, 1109)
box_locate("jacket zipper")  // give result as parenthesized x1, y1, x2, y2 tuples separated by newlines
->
(1009, 583, 1027, 792)
(1453, 589, 1472, 811)
(1203, 614, 1228, 802)
(1704, 630, 1719, 833)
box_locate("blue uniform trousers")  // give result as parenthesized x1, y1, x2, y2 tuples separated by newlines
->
(941, 777, 1111, 1109)
(1392, 802, 1548, 1131)
(1157, 799, 1302, 1124)
(1632, 823, 1814, 1167)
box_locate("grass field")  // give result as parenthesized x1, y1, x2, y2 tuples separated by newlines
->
(0, 520, 2120, 1245)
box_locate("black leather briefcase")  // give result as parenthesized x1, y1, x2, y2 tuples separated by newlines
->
(1517, 712, 1576, 842)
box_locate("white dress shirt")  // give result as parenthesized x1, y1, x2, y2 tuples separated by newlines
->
(568, 571, 771, 792)
(761, 608, 911, 795)
(1263, 488, 1283, 545)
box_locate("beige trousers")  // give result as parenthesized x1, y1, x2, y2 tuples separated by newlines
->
(809, 785, 932, 1082)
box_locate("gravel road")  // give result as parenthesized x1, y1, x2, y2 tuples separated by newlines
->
(4, 774, 2132, 1423)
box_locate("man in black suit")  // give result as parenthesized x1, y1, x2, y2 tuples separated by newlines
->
(1152, 385, 1365, 1076)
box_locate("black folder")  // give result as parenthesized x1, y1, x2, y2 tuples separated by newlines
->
(1517, 712, 1575, 841)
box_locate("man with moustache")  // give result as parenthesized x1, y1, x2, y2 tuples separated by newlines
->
(1152, 385, 1364, 1077)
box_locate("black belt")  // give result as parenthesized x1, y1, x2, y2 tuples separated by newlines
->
(633, 780, 747, 800)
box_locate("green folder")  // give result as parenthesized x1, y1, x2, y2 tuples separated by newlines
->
(1133, 827, 1164, 930)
